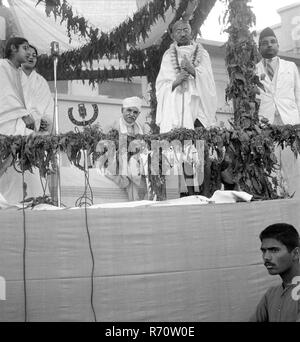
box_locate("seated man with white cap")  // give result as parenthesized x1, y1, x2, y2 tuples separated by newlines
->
(101, 96, 149, 201)
(111, 96, 149, 136)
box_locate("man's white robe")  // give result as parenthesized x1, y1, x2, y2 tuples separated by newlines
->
(0, 60, 47, 204)
(156, 42, 217, 133)
(21, 69, 54, 132)
(257, 57, 300, 198)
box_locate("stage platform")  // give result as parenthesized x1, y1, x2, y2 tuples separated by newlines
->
(0, 198, 299, 322)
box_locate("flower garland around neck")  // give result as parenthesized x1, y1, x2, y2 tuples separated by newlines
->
(169, 42, 203, 93)
(170, 42, 203, 75)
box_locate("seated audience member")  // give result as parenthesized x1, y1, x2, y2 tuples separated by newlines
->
(250, 223, 300, 322)
(0, 37, 48, 204)
(21, 44, 53, 133)
(100, 97, 149, 201)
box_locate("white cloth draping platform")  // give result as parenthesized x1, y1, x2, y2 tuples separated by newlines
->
(0, 199, 299, 322)
(59, 166, 129, 206)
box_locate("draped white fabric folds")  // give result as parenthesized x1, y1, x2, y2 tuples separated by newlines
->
(0, 60, 48, 204)
(1, 199, 298, 322)
(156, 42, 217, 133)
(21, 69, 54, 132)
(0, 59, 31, 135)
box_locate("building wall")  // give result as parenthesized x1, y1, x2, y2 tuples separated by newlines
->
(272, 3, 300, 54)
(57, 93, 150, 134)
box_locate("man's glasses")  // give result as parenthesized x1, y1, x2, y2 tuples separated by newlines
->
(125, 108, 140, 115)
(260, 39, 278, 46)
(175, 28, 190, 34)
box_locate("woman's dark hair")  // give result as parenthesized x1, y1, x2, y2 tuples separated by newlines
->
(260, 223, 300, 252)
(4, 37, 28, 59)
(29, 44, 38, 56)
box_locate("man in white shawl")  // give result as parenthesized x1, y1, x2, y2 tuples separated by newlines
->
(156, 19, 217, 133)
(0, 37, 50, 204)
(111, 96, 146, 136)
(156, 19, 217, 196)
(102, 97, 149, 201)
(257, 27, 300, 198)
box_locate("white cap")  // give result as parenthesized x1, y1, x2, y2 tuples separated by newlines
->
(122, 97, 142, 111)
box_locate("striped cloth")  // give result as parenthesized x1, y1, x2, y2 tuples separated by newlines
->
(264, 58, 275, 80)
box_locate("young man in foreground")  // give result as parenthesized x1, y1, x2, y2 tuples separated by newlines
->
(250, 223, 300, 322)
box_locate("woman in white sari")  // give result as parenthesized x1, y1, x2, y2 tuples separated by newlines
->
(0, 38, 51, 204)
(21, 44, 53, 133)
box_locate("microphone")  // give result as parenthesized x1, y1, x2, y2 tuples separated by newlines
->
(50, 41, 59, 57)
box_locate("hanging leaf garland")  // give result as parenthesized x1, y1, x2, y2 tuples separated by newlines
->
(36, 0, 217, 85)
(37, 0, 177, 46)
(1, 123, 300, 200)
(37, 0, 94, 39)
(224, 0, 262, 128)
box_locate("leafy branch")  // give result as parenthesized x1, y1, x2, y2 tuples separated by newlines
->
(1, 123, 300, 201)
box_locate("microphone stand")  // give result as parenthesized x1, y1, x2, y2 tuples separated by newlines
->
(52, 43, 61, 207)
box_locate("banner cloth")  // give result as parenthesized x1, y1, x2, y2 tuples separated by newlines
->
(0, 199, 299, 322)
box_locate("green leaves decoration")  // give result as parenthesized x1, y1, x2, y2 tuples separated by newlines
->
(1, 123, 299, 201)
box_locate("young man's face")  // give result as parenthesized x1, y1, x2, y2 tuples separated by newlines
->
(13, 42, 30, 65)
(261, 238, 296, 276)
(122, 107, 140, 125)
(172, 22, 192, 46)
(259, 36, 279, 59)
(22, 47, 37, 70)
